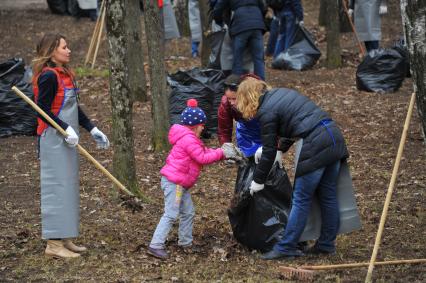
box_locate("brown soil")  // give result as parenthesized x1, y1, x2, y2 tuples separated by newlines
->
(0, 1, 425, 282)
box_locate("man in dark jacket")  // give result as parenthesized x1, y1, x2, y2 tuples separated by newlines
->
(272, 0, 304, 58)
(213, 0, 267, 80)
(235, 77, 349, 259)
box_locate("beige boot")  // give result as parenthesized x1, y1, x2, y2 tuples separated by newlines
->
(63, 239, 87, 253)
(45, 240, 80, 258)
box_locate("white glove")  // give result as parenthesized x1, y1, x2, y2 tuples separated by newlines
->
(298, 20, 304, 27)
(250, 181, 265, 196)
(90, 127, 110, 149)
(254, 146, 263, 164)
(379, 5, 387, 15)
(65, 126, 79, 146)
(254, 147, 283, 168)
(275, 151, 283, 168)
(347, 9, 353, 17)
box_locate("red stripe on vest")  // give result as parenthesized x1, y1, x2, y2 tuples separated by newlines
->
(33, 67, 75, 135)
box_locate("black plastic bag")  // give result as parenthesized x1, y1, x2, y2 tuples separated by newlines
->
(356, 48, 406, 93)
(272, 26, 321, 71)
(47, 0, 68, 14)
(392, 38, 411, 78)
(228, 159, 293, 252)
(167, 68, 226, 138)
(207, 29, 226, 70)
(0, 58, 37, 138)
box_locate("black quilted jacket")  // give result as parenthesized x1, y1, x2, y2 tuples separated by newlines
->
(253, 88, 349, 184)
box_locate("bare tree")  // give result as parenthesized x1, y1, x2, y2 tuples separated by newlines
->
(143, 0, 170, 151)
(127, 0, 147, 102)
(326, 0, 342, 68)
(319, 0, 351, 32)
(400, 0, 426, 142)
(106, 0, 140, 195)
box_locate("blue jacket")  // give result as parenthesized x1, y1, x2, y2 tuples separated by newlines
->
(213, 0, 266, 37)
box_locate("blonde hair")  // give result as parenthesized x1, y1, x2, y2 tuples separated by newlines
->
(32, 33, 74, 83)
(236, 77, 271, 119)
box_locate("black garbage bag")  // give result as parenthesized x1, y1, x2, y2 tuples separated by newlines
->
(228, 159, 293, 252)
(0, 58, 37, 138)
(272, 25, 321, 71)
(207, 29, 226, 70)
(356, 48, 406, 93)
(47, 0, 68, 14)
(392, 38, 411, 78)
(167, 68, 226, 138)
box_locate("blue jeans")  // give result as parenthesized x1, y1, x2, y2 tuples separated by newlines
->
(274, 160, 341, 254)
(266, 17, 279, 56)
(149, 177, 195, 249)
(191, 41, 200, 56)
(232, 29, 265, 80)
(273, 10, 297, 58)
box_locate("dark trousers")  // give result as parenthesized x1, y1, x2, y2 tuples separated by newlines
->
(274, 160, 341, 254)
(273, 10, 297, 58)
(364, 40, 379, 52)
(232, 29, 265, 80)
(266, 17, 279, 56)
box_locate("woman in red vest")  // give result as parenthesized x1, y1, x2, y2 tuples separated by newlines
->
(32, 33, 110, 258)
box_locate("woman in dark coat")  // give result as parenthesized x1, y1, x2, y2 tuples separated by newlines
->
(236, 77, 349, 259)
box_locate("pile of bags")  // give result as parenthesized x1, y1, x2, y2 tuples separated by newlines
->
(167, 68, 226, 138)
(0, 58, 36, 138)
(356, 39, 411, 93)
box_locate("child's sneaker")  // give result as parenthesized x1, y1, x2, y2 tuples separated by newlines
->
(147, 247, 169, 259)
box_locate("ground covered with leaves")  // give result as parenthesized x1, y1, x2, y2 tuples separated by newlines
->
(0, 0, 425, 282)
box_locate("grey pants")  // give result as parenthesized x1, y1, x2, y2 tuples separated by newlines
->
(149, 177, 195, 249)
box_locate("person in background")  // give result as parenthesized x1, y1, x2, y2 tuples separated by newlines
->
(32, 33, 110, 258)
(188, 0, 202, 57)
(272, 0, 304, 58)
(148, 99, 241, 260)
(235, 77, 349, 260)
(348, 0, 388, 52)
(265, 13, 280, 57)
(213, 0, 267, 80)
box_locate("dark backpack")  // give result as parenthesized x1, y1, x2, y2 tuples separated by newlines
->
(266, 0, 285, 11)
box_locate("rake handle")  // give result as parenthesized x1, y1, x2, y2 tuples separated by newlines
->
(302, 258, 426, 270)
(11, 86, 134, 197)
(365, 92, 416, 283)
(342, 0, 366, 56)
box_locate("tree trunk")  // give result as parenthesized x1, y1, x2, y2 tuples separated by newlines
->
(326, 0, 341, 68)
(400, 0, 426, 142)
(143, 0, 170, 151)
(319, 0, 327, 26)
(320, 0, 351, 33)
(127, 0, 147, 102)
(106, 0, 140, 195)
(174, 0, 191, 37)
(198, 0, 210, 67)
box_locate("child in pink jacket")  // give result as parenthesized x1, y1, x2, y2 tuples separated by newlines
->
(148, 99, 238, 259)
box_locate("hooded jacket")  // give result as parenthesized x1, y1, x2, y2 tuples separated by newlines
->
(160, 124, 224, 188)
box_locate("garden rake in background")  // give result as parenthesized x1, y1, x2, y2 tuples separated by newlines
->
(85, 0, 106, 68)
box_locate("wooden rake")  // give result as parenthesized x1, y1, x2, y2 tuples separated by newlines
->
(85, 0, 106, 68)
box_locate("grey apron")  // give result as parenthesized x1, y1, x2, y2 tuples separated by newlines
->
(163, 0, 180, 40)
(188, 0, 202, 42)
(292, 139, 362, 242)
(40, 82, 80, 239)
(354, 0, 382, 42)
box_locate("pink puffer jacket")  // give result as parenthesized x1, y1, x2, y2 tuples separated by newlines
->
(160, 124, 225, 188)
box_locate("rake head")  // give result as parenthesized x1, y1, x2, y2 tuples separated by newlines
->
(279, 266, 315, 281)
